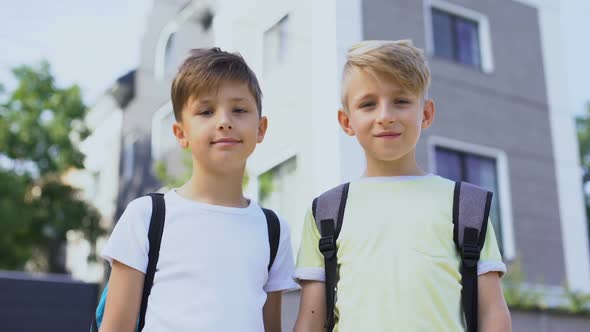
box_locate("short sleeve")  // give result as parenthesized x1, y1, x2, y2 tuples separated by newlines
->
(101, 196, 152, 274)
(477, 218, 507, 277)
(293, 207, 326, 283)
(264, 217, 299, 292)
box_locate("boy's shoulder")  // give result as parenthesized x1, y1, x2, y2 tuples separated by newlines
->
(127, 195, 153, 209)
(123, 190, 282, 218)
(116, 195, 155, 229)
(309, 175, 455, 215)
(316, 175, 454, 197)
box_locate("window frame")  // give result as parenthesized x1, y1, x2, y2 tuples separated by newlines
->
(424, 0, 494, 73)
(263, 14, 290, 75)
(122, 134, 137, 182)
(154, 24, 179, 80)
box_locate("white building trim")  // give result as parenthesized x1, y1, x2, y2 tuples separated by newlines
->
(334, 0, 366, 184)
(310, 0, 343, 195)
(530, 0, 590, 292)
(427, 135, 516, 261)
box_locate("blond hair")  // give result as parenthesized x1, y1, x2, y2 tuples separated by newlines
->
(341, 40, 430, 110)
(171, 48, 263, 120)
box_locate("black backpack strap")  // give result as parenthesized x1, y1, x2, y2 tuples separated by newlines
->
(453, 181, 493, 332)
(138, 193, 166, 331)
(312, 182, 350, 332)
(262, 208, 281, 272)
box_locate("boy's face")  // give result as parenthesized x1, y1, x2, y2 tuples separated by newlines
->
(338, 69, 434, 166)
(173, 80, 267, 173)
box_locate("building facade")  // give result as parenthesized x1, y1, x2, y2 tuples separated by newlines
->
(116, 0, 590, 328)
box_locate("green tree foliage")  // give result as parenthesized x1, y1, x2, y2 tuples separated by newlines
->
(154, 148, 193, 189)
(0, 61, 103, 273)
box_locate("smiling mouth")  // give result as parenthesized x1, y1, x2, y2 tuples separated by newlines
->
(374, 132, 401, 138)
(211, 139, 242, 145)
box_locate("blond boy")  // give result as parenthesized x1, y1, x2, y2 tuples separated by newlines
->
(294, 40, 511, 331)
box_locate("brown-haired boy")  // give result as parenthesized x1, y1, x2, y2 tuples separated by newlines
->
(99, 48, 297, 332)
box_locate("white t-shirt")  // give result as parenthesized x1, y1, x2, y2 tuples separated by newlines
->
(101, 190, 298, 332)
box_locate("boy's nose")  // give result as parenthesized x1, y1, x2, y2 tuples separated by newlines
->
(376, 106, 395, 124)
(217, 112, 233, 130)
(217, 121, 233, 130)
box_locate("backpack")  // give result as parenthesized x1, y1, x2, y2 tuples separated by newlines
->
(91, 193, 282, 332)
(313, 181, 492, 332)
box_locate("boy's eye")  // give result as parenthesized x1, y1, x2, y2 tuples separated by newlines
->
(360, 101, 376, 108)
(395, 99, 410, 105)
(198, 109, 213, 116)
(233, 108, 248, 113)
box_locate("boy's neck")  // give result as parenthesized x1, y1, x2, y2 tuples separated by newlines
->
(176, 164, 248, 208)
(363, 151, 426, 177)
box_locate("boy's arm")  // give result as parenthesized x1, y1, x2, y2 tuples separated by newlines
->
(99, 259, 144, 332)
(294, 280, 326, 332)
(294, 207, 327, 332)
(478, 271, 511, 332)
(263, 215, 298, 332)
(263, 291, 282, 332)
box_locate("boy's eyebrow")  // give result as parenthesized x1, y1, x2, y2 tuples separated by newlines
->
(351, 89, 413, 103)
(229, 97, 253, 103)
(351, 93, 376, 104)
(192, 98, 213, 105)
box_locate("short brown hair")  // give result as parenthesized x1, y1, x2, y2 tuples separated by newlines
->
(341, 40, 430, 111)
(171, 48, 263, 120)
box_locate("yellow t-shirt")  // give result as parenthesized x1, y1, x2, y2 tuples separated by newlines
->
(295, 175, 505, 332)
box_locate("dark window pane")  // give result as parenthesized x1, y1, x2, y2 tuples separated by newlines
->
(432, 9, 454, 61)
(464, 155, 495, 188)
(455, 18, 481, 67)
(435, 148, 462, 182)
(431, 8, 482, 69)
(465, 154, 503, 251)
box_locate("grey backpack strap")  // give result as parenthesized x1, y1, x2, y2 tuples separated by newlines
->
(312, 182, 350, 332)
(453, 181, 493, 332)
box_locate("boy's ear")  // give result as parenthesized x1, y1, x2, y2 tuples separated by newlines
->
(257, 116, 268, 143)
(338, 109, 355, 136)
(172, 121, 189, 149)
(421, 99, 436, 129)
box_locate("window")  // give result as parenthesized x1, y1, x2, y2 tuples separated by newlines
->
(263, 15, 289, 73)
(151, 103, 177, 160)
(259, 157, 297, 225)
(155, 27, 179, 79)
(435, 147, 504, 251)
(425, 0, 493, 73)
(122, 135, 136, 182)
(164, 33, 177, 75)
(432, 8, 481, 68)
